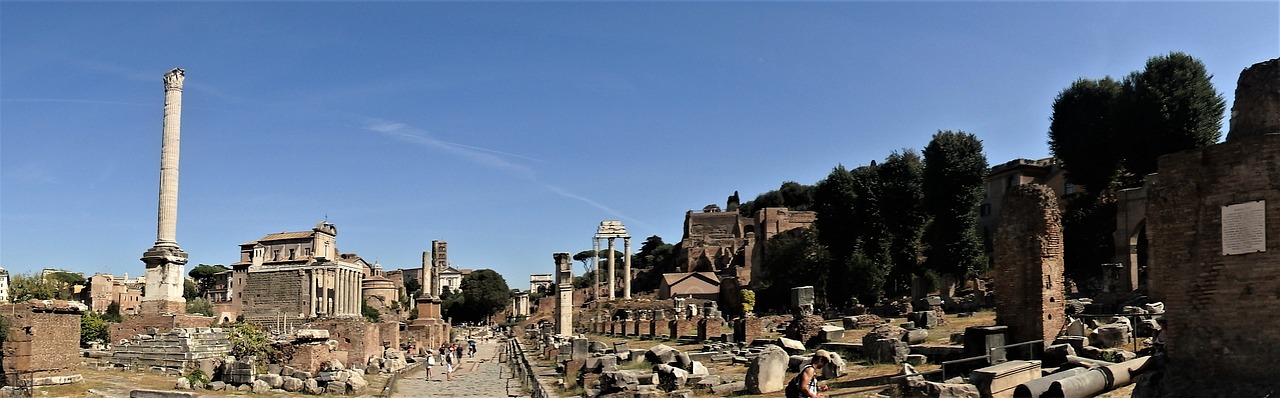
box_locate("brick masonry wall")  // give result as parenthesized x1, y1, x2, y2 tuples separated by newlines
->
(242, 269, 308, 323)
(1147, 133, 1280, 386)
(109, 314, 213, 344)
(993, 184, 1066, 344)
(1, 304, 81, 386)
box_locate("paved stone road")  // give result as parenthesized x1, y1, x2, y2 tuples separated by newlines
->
(392, 340, 528, 397)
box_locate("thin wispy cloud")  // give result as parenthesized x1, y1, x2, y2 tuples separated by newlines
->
(3, 163, 57, 184)
(363, 118, 649, 228)
(1, 98, 148, 106)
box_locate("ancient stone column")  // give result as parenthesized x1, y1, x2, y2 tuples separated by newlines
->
(310, 271, 318, 317)
(623, 237, 632, 299)
(592, 237, 600, 301)
(140, 68, 189, 315)
(554, 252, 574, 336)
(427, 252, 437, 299)
(607, 238, 616, 300)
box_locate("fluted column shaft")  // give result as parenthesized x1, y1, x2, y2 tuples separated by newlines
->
(623, 237, 632, 299)
(607, 238, 616, 300)
(592, 238, 600, 301)
(156, 69, 184, 247)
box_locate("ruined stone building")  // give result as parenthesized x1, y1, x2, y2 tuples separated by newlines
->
(674, 202, 816, 287)
(1145, 58, 1280, 395)
(1, 300, 86, 387)
(226, 221, 369, 328)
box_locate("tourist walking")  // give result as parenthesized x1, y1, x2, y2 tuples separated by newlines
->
(785, 350, 831, 398)
(424, 351, 436, 380)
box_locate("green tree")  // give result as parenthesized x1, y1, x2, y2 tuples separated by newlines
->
(10, 273, 61, 301)
(573, 250, 598, 273)
(813, 165, 859, 264)
(1117, 52, 1226, 180)
(404, 278, 422, 298)
(183, 279, 199, 300)
(228, 323, 273, 359)
(188, 264, 228, 297)
(361, 299, 381, 322)
(81, 311, 109, 346)
(922, 130, 989, 280)
(756, 228, 830, 312)
(454, 269, 512, 323)
(104, 301, 124, 322)
(1049, 77, 1124, 193)
(186, 297, 214, 316)
(739, 181, 816, 216)
(877, 149, 927, 296)
(846, 164, 891, 305)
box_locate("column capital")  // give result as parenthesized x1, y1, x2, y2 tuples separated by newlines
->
(163, 68, 185, 91)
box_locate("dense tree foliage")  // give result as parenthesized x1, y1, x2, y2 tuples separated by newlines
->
(922, 130, 989, 280)
(81, 311, 109, 345)
(403, 278, 421, 298)
(448, 269, 512, 323)
(756, 228, 830, 312)
(1046, 52, 1224, 279)
(738, 181, 815, 216)
(361, 299, 381, 322)
(1117, 52, 1225, 180)
(877, 150, 927, 295)
(104, 301, 124, 322)
(188, 264, 228, 297)
(1049, 77, 1124, 193)
(186, 297, 214, 316)
(9, 273, 62, 301)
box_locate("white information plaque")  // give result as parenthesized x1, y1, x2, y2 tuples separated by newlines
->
(1222, 200, 1266, 255)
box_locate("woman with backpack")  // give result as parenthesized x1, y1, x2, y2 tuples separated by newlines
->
(785, 350, 832, 398)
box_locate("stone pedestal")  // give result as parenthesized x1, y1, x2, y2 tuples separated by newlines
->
(140, 245, 187, 315)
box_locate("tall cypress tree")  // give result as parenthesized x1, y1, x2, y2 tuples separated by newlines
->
(922, 131, 989, 281)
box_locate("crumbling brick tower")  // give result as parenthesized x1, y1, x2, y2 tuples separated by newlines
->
(1147, 58, 1280, 395)
(993, 184, 1066, 344)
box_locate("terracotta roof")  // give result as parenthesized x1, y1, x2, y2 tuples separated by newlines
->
(240, 231, 315, 246)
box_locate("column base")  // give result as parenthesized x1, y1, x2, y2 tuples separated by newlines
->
(139, 299, 186, 315)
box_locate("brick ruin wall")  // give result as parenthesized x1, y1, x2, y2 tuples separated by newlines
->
(241, 269, 308, 327)
(0, 303, 82, 387)
(311, 319, 401, 367)
(109, 314, 213, 345)
(993, 184, 1066, 344)
(1147, 132, 1280, 389)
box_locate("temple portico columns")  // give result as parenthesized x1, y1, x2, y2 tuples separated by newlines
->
(623, 237, 632, 299)
(310, 270, 319, 317)
(607, 237, 617, 300)
(592, 238, 601, 301)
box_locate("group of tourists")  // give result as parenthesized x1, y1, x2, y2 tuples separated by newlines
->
(421, 340, 480, 381)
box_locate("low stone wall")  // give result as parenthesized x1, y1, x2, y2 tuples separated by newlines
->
(110, 327, 231, 372)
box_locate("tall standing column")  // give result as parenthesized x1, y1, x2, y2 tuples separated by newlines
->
(592, 238, 600, 301)
(310, 271, 318, 317)
(623, 237, 632, 299)
(607, 238, 616, 300)
(140, 68, 189, 315)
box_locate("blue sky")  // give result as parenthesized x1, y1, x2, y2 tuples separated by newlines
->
(2, 2, 1276, 287)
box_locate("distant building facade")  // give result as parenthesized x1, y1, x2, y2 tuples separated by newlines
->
(228, 221, 369, 329)
(0, 267, 8, 303)
(81, 273, 143, 315)
(977, 158, 1072, 266)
